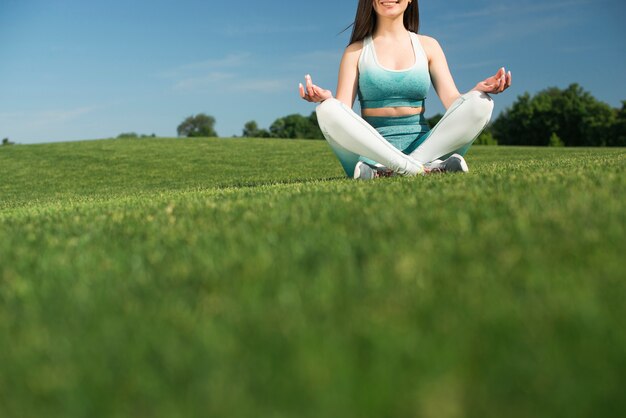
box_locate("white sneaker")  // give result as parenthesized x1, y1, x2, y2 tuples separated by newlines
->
(425, 154, 469, 174)
(353, 161, 395, 180)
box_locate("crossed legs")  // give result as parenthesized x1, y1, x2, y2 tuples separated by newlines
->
(316, 91, 494, 177)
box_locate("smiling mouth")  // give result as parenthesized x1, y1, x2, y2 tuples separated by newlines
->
(380, 1, 401, 5)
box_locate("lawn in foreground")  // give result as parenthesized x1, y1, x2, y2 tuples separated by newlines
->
(1, 138, 624, 418)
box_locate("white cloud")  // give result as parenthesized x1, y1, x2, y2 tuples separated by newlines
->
(560, 45, 599, 54)
(0, 111, 23, 121)
(0, 106, 96, 127)
(287, 50, 343, 69)
(441, 0, 592, 20)
(173, 72, 236, 91)
(164, 51, 295, 94)
(173, 74, 290, 94)
(438, 14, 580, 52)
(221, 23, 319, 37)
(454, 60, 502, 70)
(233, 79, 289, 93)
(158, 53, 251, 79)
(38, 107, 95, 124)
(431, 0, 590, 52)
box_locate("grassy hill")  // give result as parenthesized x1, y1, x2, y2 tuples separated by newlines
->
(1, 138, 625, 418)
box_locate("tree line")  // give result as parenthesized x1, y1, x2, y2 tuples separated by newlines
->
(490, 83, 624, 146)
(173, 84, 624, 147)
(175, 112, 324, 140)
(7, 83, 614, 146)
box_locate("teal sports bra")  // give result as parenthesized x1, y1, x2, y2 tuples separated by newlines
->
(357, 31, 431, 109)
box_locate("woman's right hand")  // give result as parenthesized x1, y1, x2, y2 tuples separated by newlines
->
(299, 74, 333, 103)
(474, 67, 512, 95)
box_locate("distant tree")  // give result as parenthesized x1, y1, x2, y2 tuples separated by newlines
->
(549, 132, 565, 147)
(269, 112, 324, 139)
(177, 114, 217, 137)
(492, 84, 617, 146)
(307, 112, 324, 139)
(426, 114, 443, 128)
(117, 132, 139, 139)
(242, 120, 270, 138)
(2, 138, 14, 146)
(117, 132, 157, 139)
(474, 127, 498, 145)
(242, 120, 258, 137)
(609, 101, 626, 146)
(117, 132, 156, 139)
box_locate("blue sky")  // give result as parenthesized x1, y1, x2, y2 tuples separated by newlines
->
(1, 0, 624, 143)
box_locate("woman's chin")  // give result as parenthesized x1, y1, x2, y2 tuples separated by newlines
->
(373, 1, 405, 12)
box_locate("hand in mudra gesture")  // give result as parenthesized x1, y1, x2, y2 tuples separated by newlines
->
(299, 74, 333, 103)
(474, 67, 512, 95)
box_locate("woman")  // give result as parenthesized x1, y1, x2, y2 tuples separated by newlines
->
(299, 0, 512, 179)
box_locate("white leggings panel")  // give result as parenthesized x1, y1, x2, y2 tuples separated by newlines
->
(315, 98, 425, 176)
(316, 91, 494, 177)
(409, 91, 494, 163)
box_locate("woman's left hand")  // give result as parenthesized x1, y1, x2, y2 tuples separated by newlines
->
(299, 74, 333, 103)
(474, 67, 512, 94)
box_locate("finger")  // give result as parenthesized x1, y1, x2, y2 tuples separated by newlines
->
(309, 85, 324, 102)
(301, 84, 316, 102)
(306, 74, 315, 98)
(493, 71, 504, 93)
(506, 71, 512, 88)
(499, 76, 506, 93)
(491, 73, 501, 93)
(299, 83, 306, 99)
(501, 68, 508, 92)
(300, 84, 313, 102)
(499, 67, 507, 92)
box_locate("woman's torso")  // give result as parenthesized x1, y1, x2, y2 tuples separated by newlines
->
(357, 31, 431, 117)
(357, 32, 432, 153)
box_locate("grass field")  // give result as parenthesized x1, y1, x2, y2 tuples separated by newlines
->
(1, 138, 624, 418)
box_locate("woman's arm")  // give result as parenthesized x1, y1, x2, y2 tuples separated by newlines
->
(420, 35, 511, 110)
(335, 41, 363, 106)
(420, 35, 461, 110)
(299, 41, 363, 106)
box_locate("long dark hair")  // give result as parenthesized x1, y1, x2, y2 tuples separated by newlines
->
(347, 0, 420, 45)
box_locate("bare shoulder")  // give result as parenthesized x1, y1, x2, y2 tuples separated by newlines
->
(340, 40, 364, 65)
(345, 40, 364, 55)
(416, 34, 442, 50)
(416, 34, 444, 59)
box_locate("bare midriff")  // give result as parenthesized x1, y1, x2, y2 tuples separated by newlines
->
(361, 106, 424, 117)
